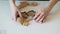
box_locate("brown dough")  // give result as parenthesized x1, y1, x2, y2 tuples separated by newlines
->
(17, 2, 38, 9)
(31, 2, 38, 6)
(17, 17, 24, 25)
(21, 12, 28, 18)
(17, 17, 30, 26)
(27, 10, 35, 16)
(17, 2, 29, 9)
(17, 10, 35, 26)
(17, 1, 38, 26)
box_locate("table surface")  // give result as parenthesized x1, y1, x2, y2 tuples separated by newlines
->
(0, 1, 60, 34)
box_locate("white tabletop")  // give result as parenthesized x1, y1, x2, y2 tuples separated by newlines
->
(0, 1, 60, 34)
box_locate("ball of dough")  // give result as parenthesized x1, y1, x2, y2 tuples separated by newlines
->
(17, 17, 24, 25)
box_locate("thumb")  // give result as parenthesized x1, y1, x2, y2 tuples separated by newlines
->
(17, 9, 22, 18)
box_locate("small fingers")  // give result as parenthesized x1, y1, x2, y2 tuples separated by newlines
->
(39, 15, 47, 23)
(41, 15, 47, 22)
(15, 12, 17, 21)
(39, 16, 44, 22)
(35, 13, 43, 22)
(12, 15, 17, 21)
(12, 11, 17, 21)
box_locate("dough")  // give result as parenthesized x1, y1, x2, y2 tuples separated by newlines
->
(17, 10, 35, 26)
(31, 2, 38, 6)
(17, 2, 29, 9)
(17, 2, 38, 9)
(21, 12, 28, 18)
(27, 10, 35, 16)
(17, 17, 24, 25)
(17, 1, 37, 26)
(17, 17, 30, 26)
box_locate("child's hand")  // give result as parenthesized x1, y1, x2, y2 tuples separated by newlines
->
(11, 5, 22, 21)
(33, 7, 50, 23)
(33, 0, 58, 23)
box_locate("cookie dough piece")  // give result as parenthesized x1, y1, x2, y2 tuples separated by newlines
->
(17, 17, 24, 25)
(31, 2, 38, 6)
(17, 12, 28, 18)
(17, 12, 29, 26)
(23, 17, 32, 26)
(17, 2, 29, 9)
(27, 10, 35, 16)
(21, 12, 28, 18)
(17, 17, 30, 26)
(23, 20, 29, 26)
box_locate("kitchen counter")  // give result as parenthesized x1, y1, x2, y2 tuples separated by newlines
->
(0, 1, 60, 34)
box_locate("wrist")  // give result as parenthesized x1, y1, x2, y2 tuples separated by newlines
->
(9, 0, 16, 6)
(43, 0, 58, 12)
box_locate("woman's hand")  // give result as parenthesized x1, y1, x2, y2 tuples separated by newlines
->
(33, 7, 50, 23)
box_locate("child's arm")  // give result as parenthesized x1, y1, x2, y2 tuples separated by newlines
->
(9, 0, 15, 7)
(9, 0, 22, 21)
(44, 0, 58, 11)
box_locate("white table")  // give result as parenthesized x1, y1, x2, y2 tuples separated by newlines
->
(0, 1, 60, 34)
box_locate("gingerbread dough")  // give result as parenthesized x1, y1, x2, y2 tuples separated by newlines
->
(17, 10, 35, 26)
